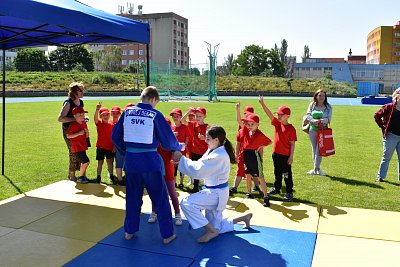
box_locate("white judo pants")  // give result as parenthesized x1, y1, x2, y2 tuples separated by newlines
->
(180, 188, 234, 234)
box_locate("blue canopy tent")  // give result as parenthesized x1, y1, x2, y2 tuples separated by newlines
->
(0, 0, 151, 174)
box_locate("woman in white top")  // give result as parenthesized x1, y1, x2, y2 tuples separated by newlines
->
(305, 89, 333, 176)
(172, 126, 253, 243)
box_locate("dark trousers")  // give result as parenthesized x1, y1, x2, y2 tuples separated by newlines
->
(190, 152, 203, 190)
(272, 153, 293, 194)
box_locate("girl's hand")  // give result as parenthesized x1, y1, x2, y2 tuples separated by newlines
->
(258, 95, 264, 104)
(96, 101, 102, 110)
(236, 102, 241, 110)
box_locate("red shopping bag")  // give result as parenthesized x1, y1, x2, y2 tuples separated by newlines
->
(317, 127, 335, 157)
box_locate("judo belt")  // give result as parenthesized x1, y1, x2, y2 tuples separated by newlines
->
(125, 147, 165, 176)
(204, 182, 228, 189)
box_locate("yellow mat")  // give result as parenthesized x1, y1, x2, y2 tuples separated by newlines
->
(230, 198, 320, 233)
(312, 233, 400, 267)
(318, 205, 400, 241)
(26, 180, 106, 203)
(0, 226, 14, 238)
(0, 229, 94, 267)
(22, 203, 125, 242)
(78, 184, 126, 210)
(0, 196, 71, 228)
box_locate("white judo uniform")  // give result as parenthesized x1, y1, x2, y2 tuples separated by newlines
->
(178, 146, 234, 234)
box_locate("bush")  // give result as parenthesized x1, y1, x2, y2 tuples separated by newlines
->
(91, 73, 119, 84)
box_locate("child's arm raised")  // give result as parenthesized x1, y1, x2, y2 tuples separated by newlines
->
(180, 107, 194, 125)
(94, 101, 101, 124)
(258, 95, 275, 122)
(236, 102, 244, 128)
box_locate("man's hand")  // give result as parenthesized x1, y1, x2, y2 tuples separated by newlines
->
(172, 151, 183, 163)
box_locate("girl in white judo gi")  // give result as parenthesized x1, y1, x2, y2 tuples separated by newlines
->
(172, 126, 253, 243)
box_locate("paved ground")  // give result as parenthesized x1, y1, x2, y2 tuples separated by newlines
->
(0, 180, 399, 266)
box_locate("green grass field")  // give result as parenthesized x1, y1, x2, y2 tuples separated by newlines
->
(0, 98, 398, 211)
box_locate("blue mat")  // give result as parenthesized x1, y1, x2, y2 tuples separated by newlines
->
(65, 214, 316, 267)
(64, 243, 193, 267)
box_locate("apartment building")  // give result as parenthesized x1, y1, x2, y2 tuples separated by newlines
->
(120, 12, 189, 70)
(366, 21, 400, 64)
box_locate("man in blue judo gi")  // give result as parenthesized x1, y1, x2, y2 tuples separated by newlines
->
(112, 86, 183, 244)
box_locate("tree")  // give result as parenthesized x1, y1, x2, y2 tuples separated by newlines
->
(279, 39, 288, 64)
(189, 67, 200, 76)
(232, 45, 269, 76)
(267, 49, 285, 77)
(224, 54, 235, 75)
(101, 46, 122, 72)
(14, 48, 48, 72)
(49, 45, 94, 71)
(302, 45, 311, 62)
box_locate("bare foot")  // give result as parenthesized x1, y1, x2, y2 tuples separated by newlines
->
(125, 232, 134, 240)
(197, 230, 219, 243)
(163, 234, 177, 244)
(243, 213, 253, 229)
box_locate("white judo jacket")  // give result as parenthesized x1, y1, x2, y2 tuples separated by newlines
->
(178, 146, 230, 211)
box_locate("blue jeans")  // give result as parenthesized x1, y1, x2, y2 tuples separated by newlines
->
(377, 132, 400, 180)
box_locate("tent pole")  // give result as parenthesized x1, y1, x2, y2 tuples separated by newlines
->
(146, 44, 150, 86)
(2, 47, 5, 175)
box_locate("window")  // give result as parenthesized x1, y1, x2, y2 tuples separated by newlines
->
(173, 20, 176, 25)
(129, 59, 134, 64)
(122, 50, 127, 55)
(129, 50, 134, 55)
(122, 60, 127, 65)
(139, 50, 144, 55)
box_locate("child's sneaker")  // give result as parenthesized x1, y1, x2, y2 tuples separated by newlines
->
(317, 169, 326, 176)
(229, 187, 237, 194)
(306, 169, 317, 175)
(245, 193, 254, 199)
(109, 175, 118, 185)
(148, 213, 157, 223)
(268, 187, 280, 195)
(263, 196, 270, 207)
(284, 193, 293, 201)
(117, 179, 126, 186)
(175, 215, 183, 226)
(77, 176, 89, 184)
(96, 175, 101, 183)
(251, 185, 261, 193)
(178, 183, 184, 190)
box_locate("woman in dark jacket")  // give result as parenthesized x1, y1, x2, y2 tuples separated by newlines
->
(58, 82, 85, 181)
(374, 88, 400, 182)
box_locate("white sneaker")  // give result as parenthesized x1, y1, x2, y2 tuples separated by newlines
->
(148, 213, 157, 223)
(306, 169, 317, 175)
(175, 215, 182, 226)
(317, 169, 326, 176)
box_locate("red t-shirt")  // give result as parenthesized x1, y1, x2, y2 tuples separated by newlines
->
(240, 126, 272, 150)
(271, 117, 297, 156)
(188, 121, 208, 155)
(67, 121, 88, 153)
(171, 123, 189, 155)
(157, 146, 174, 181)
(96, 120, 114, 151)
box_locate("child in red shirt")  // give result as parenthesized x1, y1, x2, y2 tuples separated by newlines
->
(181, 107, 208, 192)
(110, 105, 126, 186)
(94, 102, 115, 184)
(236, 102, 272, 207)
(169, 108, 189, 189)
(230, 106, 260, 195)
(148, 117, 183, 226)
(66, 107, 90, 184)
(259, 96, 297, 201)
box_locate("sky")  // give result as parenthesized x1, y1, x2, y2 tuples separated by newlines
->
(79, 0, 400, 67)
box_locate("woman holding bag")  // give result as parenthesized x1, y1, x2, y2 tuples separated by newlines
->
(305, 89, 332, 176)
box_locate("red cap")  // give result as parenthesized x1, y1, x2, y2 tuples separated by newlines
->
(242, 113, 259, 123)
(244, 106, 254, 114)
(72, 107, 88, 115)
(124, 103, 135, 110)
(276, 106, 291, 115)
(169, 108, 182, 116)
(195, 107, 207, 116)
(111, 106, 121, 113)
(99, 107, 110, 115)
